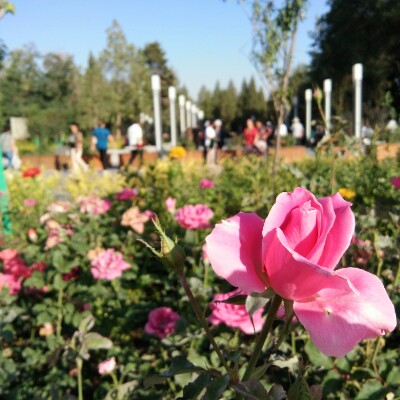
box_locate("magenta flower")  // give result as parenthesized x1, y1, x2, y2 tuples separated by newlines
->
(115, 188, 137, 201)
(0, 273, 22, 295)
(98, 357, 116, 375)
(90, 249, 130, 281)
(175, 204, 214, 230)
(77, 195, 111, 215)
(390, 176, 400, 189)
(0, 249, 31, 279)
(209, 291, 264, 334)
(165, 197, 176, 213)
(145, 307, 180, 339)
(200, 179, 215, 189)
(205, 187, 396, 357)
(23, 199, 37, 207)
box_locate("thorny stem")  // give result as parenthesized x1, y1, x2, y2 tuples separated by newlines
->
(242, 294, 282, 382)
(56, 286, 64, 339)
(177, 271, 235, 381)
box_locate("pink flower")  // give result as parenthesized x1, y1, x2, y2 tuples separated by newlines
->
(45, 229, 64, 250)
(390, 176, 400, 189)
(200, 179, 215, 189)
(62, 266, 79, 281)
(30, 261, 47, 273)
(145, 307, 180, 339)
(90, 249, 130, 280)
(0, 248, 18, 261)
(98, 357, 116, 375)
(0, 273, 22, 295)
(209, 291, 264, 334)
(175, 204, 214, 230)
(1, 250, 31, 279)
(47, 201, 72, 214)
(350, 235, 372, 267)
(28, 228, 38, 243)
(77, 195, 111, 215)
(23, 199, 37, 207)
(121, 207, 150, 234)
(205, 187, 396, 357)
(202, 244, 209, 265)
(143, 209, 156, 220)
(165, 197, 176, 213)
(115, 188, 137, 201)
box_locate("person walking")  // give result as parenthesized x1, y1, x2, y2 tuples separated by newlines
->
(91, 121, 113, 169)
(69, 122, 88, 172)
(204, 121, 217, 165)
(291, 117, 304, 145)
(0, 125, 16, 169)
(127, 120, 143, 165)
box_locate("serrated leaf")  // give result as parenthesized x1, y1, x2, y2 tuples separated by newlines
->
(202, 374, 230, 400)
(178, 373, 212, 400)
(287, 376, 312, 400)
(354, 380, 386, 400)
(245, 294, 269, 318)
(105, 380, 138, 400)
(233, 380, 269, 399)
(249, 363, 270, 381)
(83, 332, 112, 350)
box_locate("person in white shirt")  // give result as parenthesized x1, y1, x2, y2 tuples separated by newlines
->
(291, 117, 304, 145)
(204, 121, 217, 165)
(127, 121, 143, 165)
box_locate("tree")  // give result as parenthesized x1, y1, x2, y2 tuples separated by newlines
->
(219, 80, 238, 129)
(310, 0, 400, 122)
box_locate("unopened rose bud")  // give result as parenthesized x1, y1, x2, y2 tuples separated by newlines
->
(28, 228, 38, 243)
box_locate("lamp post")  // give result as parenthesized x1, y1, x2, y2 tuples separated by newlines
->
(305, 89, 312, 143)
(185, 100, 192, 131)
(168, 86, 177, 147)
(323, 79, 332, 136)
(191, 104, 197, 128)
(151, 75, 162, 152)
(178, 94, 186, 138)
(352, 63, 363, 139)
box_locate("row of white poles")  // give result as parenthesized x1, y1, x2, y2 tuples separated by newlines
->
(151, 74, 204, 151)
(304, 63, 363, 141)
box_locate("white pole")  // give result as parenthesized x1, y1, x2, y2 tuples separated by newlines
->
(185, 100, 192, 131)
(353, 63, 363, 139)
(197, 110, 204, 122)
(323, 79, 332, 136)
(151, 75, 162, 152)
(305, 89, 312, 143)
(178, 95, 186, 138)
(191, 104, 197, 127)
(168, 86, 177, 147)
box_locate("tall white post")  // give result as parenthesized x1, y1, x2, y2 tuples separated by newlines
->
(305, 89, 312, 142)
(151, 74, 162, 152)
(168, 86, 177, 147)
(185, 100, 192, 130)
(191, 104, 197, 127)
(178, 94, 186, 138)
(323, 79, 332, 136)
(353, 63, 363, 139)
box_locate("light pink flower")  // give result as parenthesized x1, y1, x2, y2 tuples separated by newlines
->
(45, 229, 64, 250)
(145, 307, 180, 339)
(91, 249, 130, 281)
(390, 176, 400, 189)
(98, 357, 116, 375)
(202, 244, 209, 265)
(0, 248, 18, 261)
(28, 228, 38, 242)
(209, 291, 264, 334)
(23, 199, 37, 207)
(175, 204, 214, 230)
(165, 197, 176, 213)
(206, 187, 396, 357)
(47, 201, 72, 214)
(200, 179, 215, 189)
(0, 273, 22, 295)
(143, 209, 156, 220)
(115, 188, 137, 201)
(121, 207, 150, 234)
(77, 195, 111, 215)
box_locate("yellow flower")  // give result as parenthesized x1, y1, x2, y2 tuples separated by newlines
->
(168, 146, 187, 159)
(339, 188, 356, 200)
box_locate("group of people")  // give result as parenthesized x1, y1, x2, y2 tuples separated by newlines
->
(66, 120, 143, 171)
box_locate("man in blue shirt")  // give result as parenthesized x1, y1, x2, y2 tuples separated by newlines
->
(91, 121, 113, 169)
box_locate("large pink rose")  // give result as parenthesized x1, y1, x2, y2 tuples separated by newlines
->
(206, 187, 396, 357)
(175, 204, 214, 230)
(90, 249, 130, 280)
(209, 291, 264, 334)
(145, 307, 180, 339)
(0, 273, 22, 295)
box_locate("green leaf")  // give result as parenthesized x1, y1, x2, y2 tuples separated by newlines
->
(78, 314, 95, 334)
(249, 363, 270, 381)
(24, 271, 45, 289)
(202, 374, 230, 400)
(355, 380, 385, 400)
(105, 380, 138, 400)
(287, 376, 313, 400)
(83, 332, 113, 350)
(386, 367, 400, 385)
(245, 294, 269, 318)
(304, 341, 333, 369)
(268, 384, 286, 400)
(53, 274, 67, 291)
(233, 380, 269, 399)
(178, 373, 212, 400)
(219, 294, 247, 306)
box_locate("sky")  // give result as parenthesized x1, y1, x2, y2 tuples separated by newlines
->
(0, 0, 329, 99)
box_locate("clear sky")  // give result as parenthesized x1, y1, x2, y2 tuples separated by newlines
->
(0, 0, 329, 98)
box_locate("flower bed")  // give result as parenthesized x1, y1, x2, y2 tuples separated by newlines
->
(0, 153, 399, 399)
